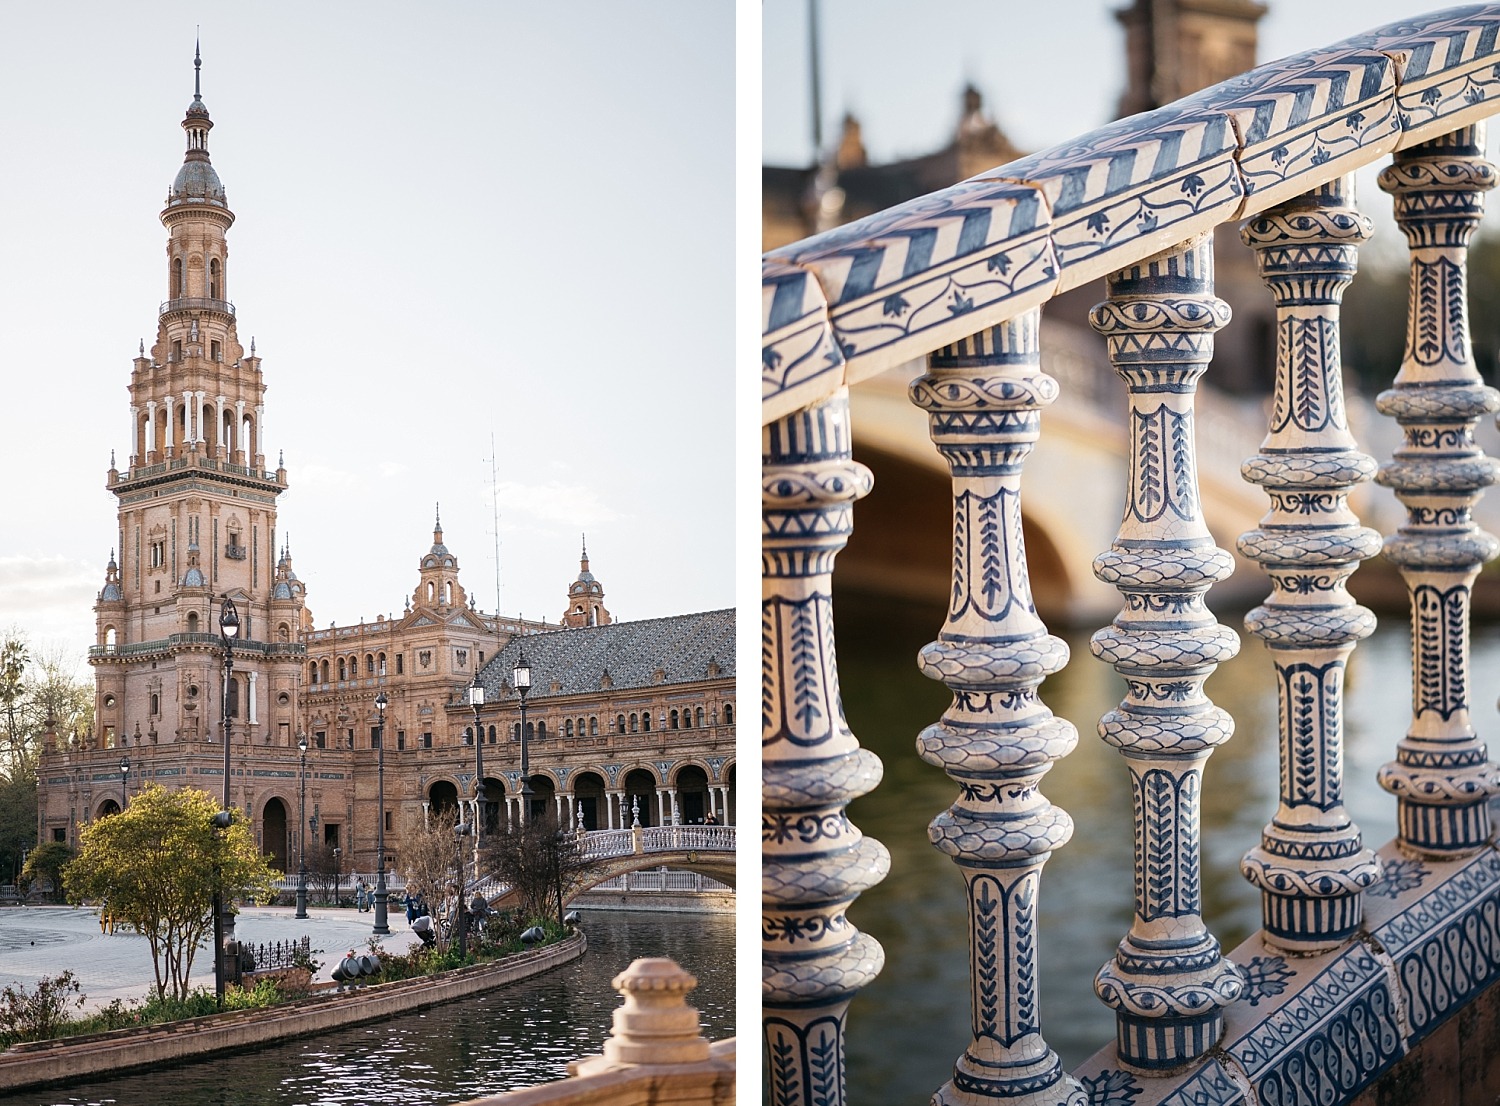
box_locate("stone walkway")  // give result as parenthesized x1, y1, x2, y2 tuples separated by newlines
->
(0, 903, 421, 1012)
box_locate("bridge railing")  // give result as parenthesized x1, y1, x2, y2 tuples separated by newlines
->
(763, 7, 1500, 1103)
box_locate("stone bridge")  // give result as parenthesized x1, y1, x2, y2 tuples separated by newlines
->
(764, 7, 1500, 1105)
(478, 825, 736, 908)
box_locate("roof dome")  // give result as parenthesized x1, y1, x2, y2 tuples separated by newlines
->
(183, 566, 206, 587)
(170, 159, 226, 206)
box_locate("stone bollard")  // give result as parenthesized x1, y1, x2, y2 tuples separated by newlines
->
(573, 958, 710, 1071)
(631, 823, 644, 855)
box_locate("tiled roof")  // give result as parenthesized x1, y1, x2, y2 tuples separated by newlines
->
(475, 609, 734, 701)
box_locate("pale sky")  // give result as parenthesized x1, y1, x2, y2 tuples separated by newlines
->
(0, 2, 735, 668)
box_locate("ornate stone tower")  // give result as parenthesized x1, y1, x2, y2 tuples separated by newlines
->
(1116, 0, 1267, 117)
(562, 536, 611, 628)
(92, 46, 305, 759)
(414, 508, 468, 612)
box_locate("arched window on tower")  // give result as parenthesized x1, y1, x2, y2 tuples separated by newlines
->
(723, 703, 733, 725)
(186, 611, 199, 634)
(695, 706, 704, 728)
(310, 661, 319, 684)
(378, 653, 387, 676)
(337, 658, 347, 681)
(589, 716, 598, 736)
(670, 709, 679, 729)
(320, 659, 330, 683)
(209, 258, 221, 300)
(173, 257, 184, 299)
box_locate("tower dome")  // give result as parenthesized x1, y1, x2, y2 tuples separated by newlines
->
(166, 39, 228, 211)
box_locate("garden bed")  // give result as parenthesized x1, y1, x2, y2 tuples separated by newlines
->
(0, 931, 586, 1093)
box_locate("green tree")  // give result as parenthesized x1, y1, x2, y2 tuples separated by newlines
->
(0, 633, 92, 883)
(19, 840, 72, 902)
(63, 785, 278, 1001)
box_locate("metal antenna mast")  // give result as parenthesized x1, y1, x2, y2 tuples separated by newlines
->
(488, 434, 503, 616)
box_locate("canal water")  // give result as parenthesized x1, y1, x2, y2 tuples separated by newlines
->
(833, 592, 1500, 1104)
(2, 911, 734, 1106)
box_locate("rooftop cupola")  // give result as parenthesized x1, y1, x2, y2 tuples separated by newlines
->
(167, 39, 228, 212)
(563, 534, 611, 628)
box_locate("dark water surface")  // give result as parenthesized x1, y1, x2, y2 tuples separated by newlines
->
(3, 911, 733, 1106)
(834, 592, 1500, 1104)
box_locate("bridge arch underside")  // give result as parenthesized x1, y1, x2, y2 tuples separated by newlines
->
(841, 405, 1264, 628)
(582, 851, 735, 888)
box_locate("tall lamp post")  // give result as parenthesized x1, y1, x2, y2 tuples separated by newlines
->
(214, 596, 240, 1007)
(514, 652, 532, 823)
(295, 732, 309, 919)
(372, 691, 390, 935)
(118, 755, 129, 812)
(468, 676, 486, 878)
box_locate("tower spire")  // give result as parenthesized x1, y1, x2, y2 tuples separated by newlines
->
(194, 31, 202, 103)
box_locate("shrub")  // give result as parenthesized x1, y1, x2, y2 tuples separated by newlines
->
(0, 972, 85, 1044)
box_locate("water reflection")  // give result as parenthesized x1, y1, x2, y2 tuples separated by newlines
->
(835, 592, 1500, 1104)
(2, 911, 733, 1106)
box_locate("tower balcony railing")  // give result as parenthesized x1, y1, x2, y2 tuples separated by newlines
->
(763, 7, 1500, 1104)
(89, 633, 305, 659)
(158, 296, 235, 316)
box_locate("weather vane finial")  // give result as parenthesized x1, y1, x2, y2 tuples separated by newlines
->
(194, 30, 202, 101)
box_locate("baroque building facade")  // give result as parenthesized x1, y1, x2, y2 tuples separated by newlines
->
(34, 58, 736, 878)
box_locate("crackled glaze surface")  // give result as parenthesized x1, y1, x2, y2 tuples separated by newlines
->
(1374, 124, 1500, 857)
(762, 392, 890, 1106)
(1087, 235, 1244, 1072)
(910, 309, 1085, 1105)
(1235, 176, 1383, 952)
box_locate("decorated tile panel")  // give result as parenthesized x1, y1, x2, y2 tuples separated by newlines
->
(1344, 6, 1500, 146)
(1180, 48, 1400, 216)
(1365, 843, 1500, 1042)
(979, 105, 1242, 291)
(764, 179, 1058, 404)
(761, 260, 845, 424)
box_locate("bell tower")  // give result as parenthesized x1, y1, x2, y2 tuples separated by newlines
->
(93, 44, 304, 758)
(562, 536, 611, 628)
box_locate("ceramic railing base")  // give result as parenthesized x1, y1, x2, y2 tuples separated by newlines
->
(1071, 838, 1500, 1105)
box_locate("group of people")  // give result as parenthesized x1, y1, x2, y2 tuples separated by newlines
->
(403, 891, 437, 947)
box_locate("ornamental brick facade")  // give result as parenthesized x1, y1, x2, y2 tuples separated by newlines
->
(33, 55, 735, 878)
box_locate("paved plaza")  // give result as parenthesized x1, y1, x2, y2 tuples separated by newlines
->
(0, 903, 422, 1012)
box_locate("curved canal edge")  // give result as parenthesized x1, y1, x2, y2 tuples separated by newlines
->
(0, 931, 587, 1094)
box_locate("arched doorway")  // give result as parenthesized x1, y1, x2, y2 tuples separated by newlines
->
(96, 799, 121, 819)
(623, 768, 657, 827)
(571, 771, 606, 830)
(674, 765, 709, 825)
(428, 780, 460, 822)
(526, 775, 556, 824)
(479, 776, 505, 835)
(263, 798, 289, 872)
(725, 763, 736, 824)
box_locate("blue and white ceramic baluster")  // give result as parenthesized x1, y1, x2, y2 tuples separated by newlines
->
(909, 309, 1085, 1106)
(763, 390, 890, 1106)
(1375, 125, 1500, 858)
(1087, 233, 1245, 1073)
(1237, 177, 1384, 953)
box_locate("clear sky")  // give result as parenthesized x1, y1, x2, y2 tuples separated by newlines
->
(0, 2, 734, 668)
(763, 2, 1485, 166)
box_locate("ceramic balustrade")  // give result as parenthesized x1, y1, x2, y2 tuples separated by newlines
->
(1375, 124, 1500, 856)
(762, 8, 1500, 1103)
(761, 392, 890, 1106)
(909, 308, 1084, 1104)
(1237, 176, 1384, 952)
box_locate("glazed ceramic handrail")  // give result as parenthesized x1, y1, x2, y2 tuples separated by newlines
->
(761, 4, 1500, 426)
(762, 7, 1500, 1106)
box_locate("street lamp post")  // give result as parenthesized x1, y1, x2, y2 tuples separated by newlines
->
(468, 677, 486, 880)
(214, 596, 240, 1007)
(453, 821, 473, 957)
(514, 652, 532, 824)
(372, 691, 390, 935)
(119, 755, 129, 812)
(295, 733, 309, 919)
(333, 846, 342, 906)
